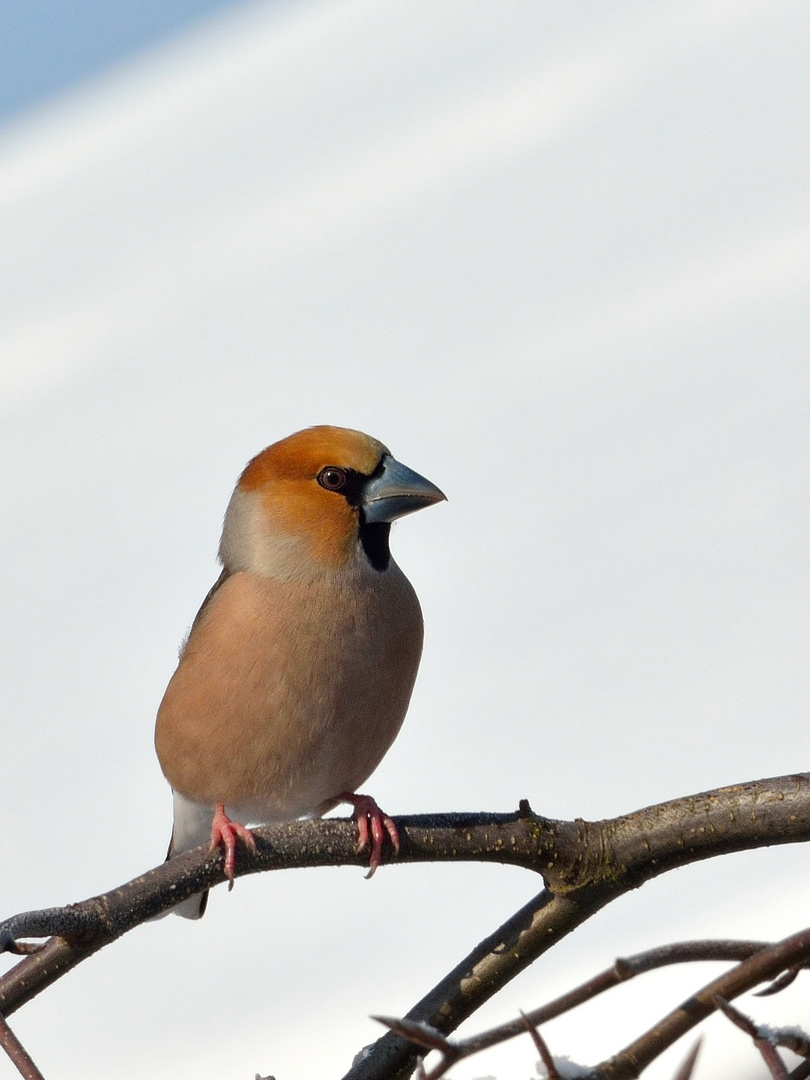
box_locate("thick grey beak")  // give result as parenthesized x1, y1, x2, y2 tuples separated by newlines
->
(362, 456, 446, 523)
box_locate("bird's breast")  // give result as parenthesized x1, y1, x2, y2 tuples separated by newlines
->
(154, 563, 423, 820)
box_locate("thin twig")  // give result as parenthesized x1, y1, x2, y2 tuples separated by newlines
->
(670, 1038, 702, 1080)
(370, 940, 785, 1079)
(757, 968, 800, 996)
(342, 774, 810, 1080)
(0, 775, 808, 1079)
(715, 995, 810, 1058)
(756, 1042, 791, 1080)
(457, 939, 784, 1060)
(0, 1013, 46, 1080)
(592, 926, 810, 1079)
(374, 938, 789, 1078)
(713, 994, 759, 1036)
(778, 1031, 810, 1061)
(520, 1011, 560, 1080)
(370, 1019, 453, 1057)
(714, 993, 790, 1078)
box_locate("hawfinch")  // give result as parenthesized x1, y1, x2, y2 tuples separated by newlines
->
(154, 426, 445, 917)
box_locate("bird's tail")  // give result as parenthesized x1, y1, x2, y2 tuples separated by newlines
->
(165, 791, 215, 919)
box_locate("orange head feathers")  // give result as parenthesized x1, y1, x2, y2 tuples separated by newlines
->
(219, 425, 445, 577)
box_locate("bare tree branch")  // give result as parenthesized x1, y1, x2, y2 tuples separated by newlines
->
(520, 1011, 560, 1080)
(758, 1042, 791, 1080)
(374, 939, 795, 1079)
(714, 996, 790, 1080)
(0, 1014, 46, 1080)
(715, 995, 810, 1060)
(757, 968, 801, 997)
(456, 939, 799, 1060)
(1, 774, 810, 1077)
(371, 1019, 453, 1058)
(670, 1039, 702, 1080)
(341, 773, 810, 1080)
(0, 810, 540, 1016)
(591, 926, 810, 1078)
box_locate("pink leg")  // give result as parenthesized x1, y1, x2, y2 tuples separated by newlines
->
(339, 793, 400, 878)
(210, 804, 257, 890)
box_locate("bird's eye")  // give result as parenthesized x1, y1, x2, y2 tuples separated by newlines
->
(318, 466, 347, 491)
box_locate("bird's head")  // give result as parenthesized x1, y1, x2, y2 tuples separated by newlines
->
(219, 426, 445, 578)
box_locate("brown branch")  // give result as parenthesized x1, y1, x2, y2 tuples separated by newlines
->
(670, 1039, 702, 1080)
(371, 940, 790, 1080)
(520, 1011, 560, 1080)
(0, 1014, 46, 1080)
(371, 1019, 453, 1058)
(757, 968, 801, 996)
(1, 773, 810, 1071)
(715, 995, 810, 1060)
(758, 1041, 792, 1080)
(0, 811, 541, 1016)
(591, 926, 810, 1078)
(760, 1047, 792, 1080)
(777, 1031, 810, 1061)
(340, 772, 810, 1080)
(456, 939, 792, 1060)
(714, 997, 790, 1080)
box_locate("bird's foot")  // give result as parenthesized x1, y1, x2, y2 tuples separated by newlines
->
(340, 792, 400, 879)
(209, 804, 257, 890)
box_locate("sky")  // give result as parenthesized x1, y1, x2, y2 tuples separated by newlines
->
(2, 1, 810, 1078)
(0, 0, 245, 124)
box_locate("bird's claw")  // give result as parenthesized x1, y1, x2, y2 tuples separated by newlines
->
(209, 804, 257, 889)
(341, 793, 400, 878)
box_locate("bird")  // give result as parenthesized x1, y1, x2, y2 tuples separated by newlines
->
(154, 425, 445, 917)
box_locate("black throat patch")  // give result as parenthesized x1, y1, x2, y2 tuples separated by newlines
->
(359, 520, 391, 572)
